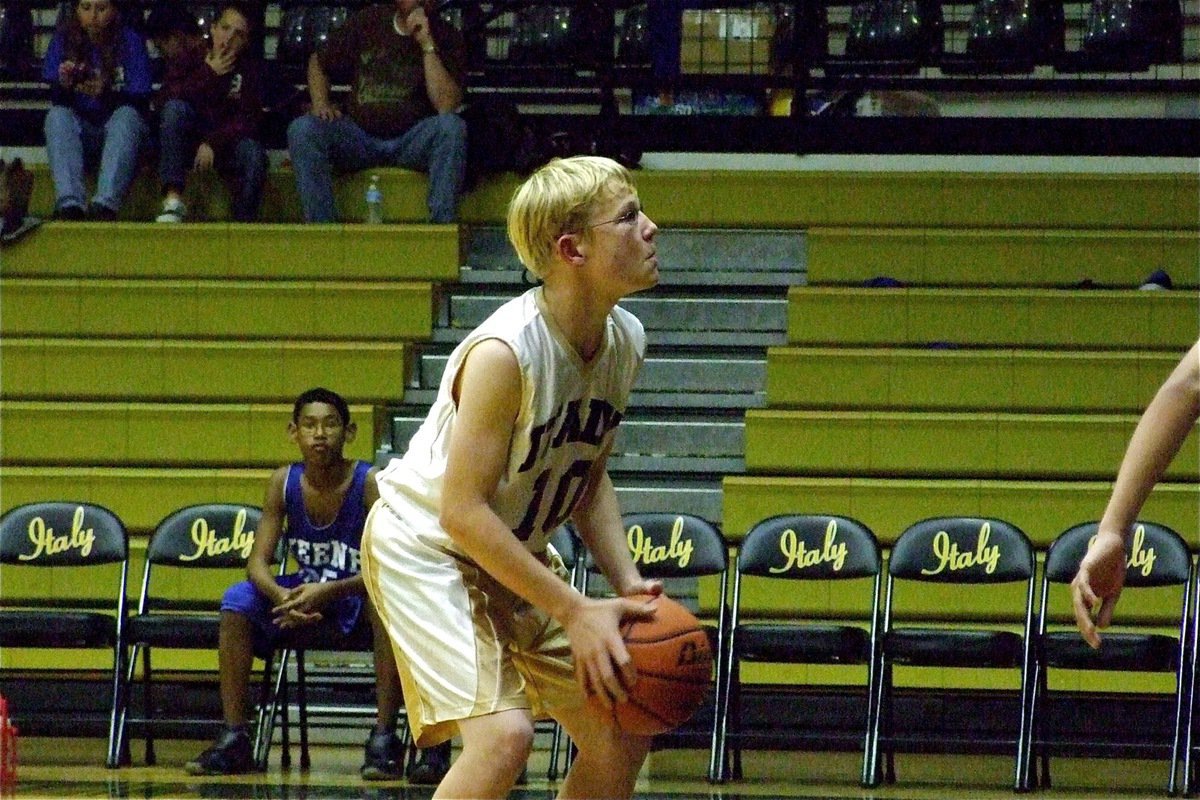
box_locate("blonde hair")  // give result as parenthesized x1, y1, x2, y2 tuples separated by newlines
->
(506, 156, 636, 280)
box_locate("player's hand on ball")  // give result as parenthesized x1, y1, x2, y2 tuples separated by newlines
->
(1072, 529, 1127, 649)
(565, 595, 656, 708)
(619, 578, 663, 599)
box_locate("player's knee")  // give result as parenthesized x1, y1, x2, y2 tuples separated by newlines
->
(575, 724, 650, 765)
(483, 718, 535, 769)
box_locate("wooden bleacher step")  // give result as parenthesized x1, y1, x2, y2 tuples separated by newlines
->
(17, 165, 1200, 228)
(0, 221, 460, 280)
(743, 409, 1198, 480)
(1, 338, 407, 402)
(463, 226, 806, 287)
(786, 287, 1198, 349)
(721, 475, 1200, 548)
(0, 278, 433, 340)
(1, 466, 268, 535)
(805, 227, 1199, 288)
(765, 346, 1178, 413)
(0, 401, 376, 468)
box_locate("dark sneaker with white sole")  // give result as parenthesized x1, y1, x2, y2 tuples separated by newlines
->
(361, 728, 404, 781)
(406, 740, 452, 785)
(184, 726, 254, 775)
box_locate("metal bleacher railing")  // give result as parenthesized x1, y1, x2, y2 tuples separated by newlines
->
(1, 0, 1197, 155)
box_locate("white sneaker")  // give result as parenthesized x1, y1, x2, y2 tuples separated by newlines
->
(155, 197, 186, 223)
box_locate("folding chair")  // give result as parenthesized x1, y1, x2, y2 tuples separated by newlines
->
(114, 503, 264, 766)
(579, 512, 729, 783)
(254, 608, 391, 771)
(715, 514, 882, 785)
(0, 501, 130, 768)
(1029, 521, 1192, 794)
(254, 528, 410, 773)
(868, 516, 1036, 792)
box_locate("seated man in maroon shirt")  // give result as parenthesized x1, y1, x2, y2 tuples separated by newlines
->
(148, 2, 266, 222)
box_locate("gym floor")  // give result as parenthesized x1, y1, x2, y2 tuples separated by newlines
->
(8, 736, 1184, 799)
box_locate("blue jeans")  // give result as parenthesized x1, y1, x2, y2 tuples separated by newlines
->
(44, 104, 147, 214)
(158, 99, 267, 222)
(287, 112, 466, 223)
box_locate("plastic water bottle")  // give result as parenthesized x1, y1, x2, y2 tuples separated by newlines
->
(365, 175, 383, 224)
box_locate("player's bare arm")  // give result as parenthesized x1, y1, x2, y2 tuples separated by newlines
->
(439, 339, 653, 706)
(571, 453, 661, 600)
(247, 466, 289, 607)
(1072, 338, 1200, 648)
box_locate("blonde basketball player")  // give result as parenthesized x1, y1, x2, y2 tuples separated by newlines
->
(362, 155, 665, 799)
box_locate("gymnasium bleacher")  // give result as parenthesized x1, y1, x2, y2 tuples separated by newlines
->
(2, 0, 1199, 790)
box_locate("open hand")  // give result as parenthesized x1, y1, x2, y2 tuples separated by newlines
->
(1071, 529, 1127, 649)
(564, 595, 657, 708)
(205, 43, 236, 76)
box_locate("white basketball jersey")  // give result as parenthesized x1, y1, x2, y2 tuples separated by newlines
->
(376, 287, 645, 554)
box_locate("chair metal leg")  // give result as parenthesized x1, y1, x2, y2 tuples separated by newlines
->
(729, 672, 743, 781)
(296, 651, 310, 771)
(882, 664, 896, 785)
(865, 655, 887, 788)
(252, 651, 277, 770)
(105, 639, 126, 769)
(1169, 660, 1189, 796)
(279, 658, 291, 769)
(111, 641, 139, 768)
(142, 647, 158, 765)
(711, 649, 735, 783)
(258, 648, 292, 770)
(547, 722, 563, 781)
(1013, 658, 1033, 793)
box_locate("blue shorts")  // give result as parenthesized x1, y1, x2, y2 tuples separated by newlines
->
(220, 574, 366, 660)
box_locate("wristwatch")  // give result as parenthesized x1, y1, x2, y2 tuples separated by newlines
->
(422, 42, 436, 54)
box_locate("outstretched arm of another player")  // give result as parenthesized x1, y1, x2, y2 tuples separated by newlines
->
(439, 339, 654, 706)
(1072, 338, 1200, 648)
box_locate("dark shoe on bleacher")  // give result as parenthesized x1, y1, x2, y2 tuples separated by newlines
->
(361, 728, 404, 781)
(184, 725, 254, 775)
(87, 203, 118, 221)
(53, 204, 85, 221)
(406, 739, 451, 785)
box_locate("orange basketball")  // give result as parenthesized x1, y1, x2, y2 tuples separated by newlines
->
(592, 593, 713, 736)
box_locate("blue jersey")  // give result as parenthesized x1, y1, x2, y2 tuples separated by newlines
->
(282, 459, 372, 632)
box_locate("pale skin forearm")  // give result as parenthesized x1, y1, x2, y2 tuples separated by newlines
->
(1072, 339, 1200, 647)
(306, 53, 333, 108)
(1098, 341, 1200, 540)
(571, 468, 643, 596)
(441, 499, 584, 623)
(421, 48, 461, 113)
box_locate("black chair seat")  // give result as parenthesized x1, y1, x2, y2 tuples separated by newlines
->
(738, 623, 871, 664)
(0, 610, 116, 647)
(1041, 630, 1177, 672)
(886, 627, 1024, 667)
(126, 613, 223, 649)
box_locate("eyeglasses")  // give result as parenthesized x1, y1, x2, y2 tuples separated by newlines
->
(297, 418, 344, 434)
(584, 205, 642, 230)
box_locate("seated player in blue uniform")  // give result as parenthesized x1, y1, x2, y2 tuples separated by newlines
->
(185, 387, 451, 782)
